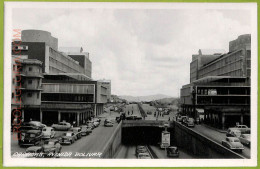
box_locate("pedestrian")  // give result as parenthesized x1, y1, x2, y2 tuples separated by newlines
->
(128, 111, 130, 115)
(168, 117, 170, 121)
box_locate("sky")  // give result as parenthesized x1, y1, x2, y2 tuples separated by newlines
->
(12, 6, 252, 97)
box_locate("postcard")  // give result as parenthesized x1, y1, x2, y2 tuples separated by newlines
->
(3, 2, 258, 167)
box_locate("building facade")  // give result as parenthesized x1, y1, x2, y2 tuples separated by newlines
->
(11, 30, 108, 127)
(180, 34, 251, 129)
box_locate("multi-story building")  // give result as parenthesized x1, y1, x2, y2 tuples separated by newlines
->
(180, 34, 251, 129)
(11, 30, 108, 126)
(12, 30, 92, 80)
(11, 58, 43, 123)
(98, 79, 111, 102)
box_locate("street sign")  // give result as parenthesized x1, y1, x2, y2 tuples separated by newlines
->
(161, 131, 170, 148)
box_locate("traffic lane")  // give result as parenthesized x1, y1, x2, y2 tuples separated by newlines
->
(191, 124, 250, 158)
(149, 145, 196, 159)
(115, 145, 136, 159)
(125, 104, 141, 117)
(61, 121, 119, 158)
(11, 112, 119, 158)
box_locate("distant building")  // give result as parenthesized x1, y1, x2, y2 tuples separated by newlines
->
(180, 34, 251, 129)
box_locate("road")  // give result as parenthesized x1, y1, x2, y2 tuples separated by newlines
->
(124, 104, 142, 117)
(114, 144, 194, 159)
(11, 111, 120, 158)
(191, 124, 250, 159)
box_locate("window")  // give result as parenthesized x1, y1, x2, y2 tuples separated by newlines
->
(29, 67, 32, 71)
(37, 93, 39, 99)
(12, 78, 15, 84)
(28, 80, 32, 84)
(12, 93, 14, 98)
(27, 93, 32, 97)
(13, 65, 15, 71)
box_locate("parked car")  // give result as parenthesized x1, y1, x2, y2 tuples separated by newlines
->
(93, 118, 101, 122)
(18, 130, 42, 146)
(233, 125, 250, 133)
(42, 139, 62, 156)
(28, 121, 46, 130)
(226, 129, 241, 137)
(221, 137, 244, 152)
(86, 122, 95, 130)
(104, 119, 113, 127)
(51, 122, 71, 131)
(93, 121, 100, 128)
(25, 146, 44, 158)
(138, 153, 151, 159)
(239, 134, 250, 147)
(183, 118, 195, 127)
(69, 127, 82, 139)
(19, 122, 40, 131)
(61, 132, 76, 144)
(42, 127, 55, 139)
(80, 125, 92, 136)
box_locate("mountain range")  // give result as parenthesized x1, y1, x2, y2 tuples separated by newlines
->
(118, 94, 172, 102)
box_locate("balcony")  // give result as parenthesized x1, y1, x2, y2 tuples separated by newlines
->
(20, 71, 43, 78)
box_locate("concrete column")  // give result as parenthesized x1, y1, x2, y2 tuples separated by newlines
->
(94, 104, 97, 117)
(58, 111, 61, 123)
(77, 113, 80, 126)
(40, 110, 43, 123)
(222, 113, 225, 130)
(240, 115, 244, 125)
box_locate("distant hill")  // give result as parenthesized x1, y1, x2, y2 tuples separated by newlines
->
(118, 94, 172, 102)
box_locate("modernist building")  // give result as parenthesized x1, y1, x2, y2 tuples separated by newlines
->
(180, 34, 251, 129)
(98, 79, 111, 102)
(12, 30, 92, 80)
(11, 30, 108, 126)
(11, 58, 43, 123)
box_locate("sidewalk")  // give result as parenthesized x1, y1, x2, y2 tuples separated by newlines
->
(201, 123, 227, 133)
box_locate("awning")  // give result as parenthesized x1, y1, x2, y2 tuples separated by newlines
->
(196, 108, 204, 113)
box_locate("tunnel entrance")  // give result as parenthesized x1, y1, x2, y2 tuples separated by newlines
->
(122, 126, 174, 145)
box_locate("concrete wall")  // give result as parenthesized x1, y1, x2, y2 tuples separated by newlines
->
(101, 122, 122, 158)
(172, 121, 244, 158)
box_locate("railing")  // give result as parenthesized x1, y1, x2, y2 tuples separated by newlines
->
(20, 71, 43, 77)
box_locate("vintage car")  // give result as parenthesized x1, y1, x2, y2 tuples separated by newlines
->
(183, 118, 195, 127)
(135, 145, 148, 156)
(51, 122, 71, 131)
(167, 146, 179, 157)
(233, 125, 250, 133)
(25, 146, 44, 158)
(93, 117, 101, 123)
(239, 134, 250, 147)
(18, 122, 40, 131)
(61, 132, 77, 144)
(81, 125, 92, 136)
(42, 127, 55, 139)
(226, 129, 241, 137)
(93, 121, 100, 128)
(42, 139, 62, 157)
(138, 153, 151, 159)
(69, 127, 82, 139)
(221, 137, 244, 152)
(28, 121, 46, 130)
(104, 119, 114, 127)
(18, 130, 42, 146)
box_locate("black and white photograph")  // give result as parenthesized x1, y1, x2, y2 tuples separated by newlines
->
(3, 2, 257, 167)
